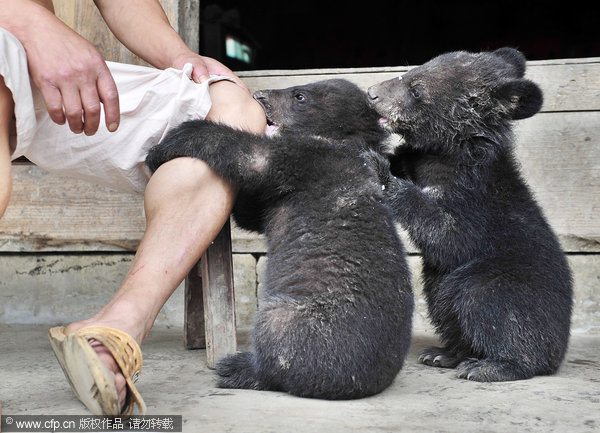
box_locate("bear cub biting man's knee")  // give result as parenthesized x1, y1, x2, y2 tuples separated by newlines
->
(368, 48, 573, 382)
(146, 79, 414, 399)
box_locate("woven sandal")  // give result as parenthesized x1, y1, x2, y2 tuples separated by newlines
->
(48, 325, 146, 416)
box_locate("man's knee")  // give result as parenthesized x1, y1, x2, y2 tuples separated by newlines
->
(144, 157, 236, 218)
(207, 80, 266, 135)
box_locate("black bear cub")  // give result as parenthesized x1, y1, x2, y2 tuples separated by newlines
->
(368, 48, 573, 381)
(146, 79, 414, 398)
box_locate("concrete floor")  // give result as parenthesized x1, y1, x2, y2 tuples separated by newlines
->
(1, 324, 599, 433)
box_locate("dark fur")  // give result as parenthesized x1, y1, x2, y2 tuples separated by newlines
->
(368, 48, 573, 381)
(146, 79, 413, 398)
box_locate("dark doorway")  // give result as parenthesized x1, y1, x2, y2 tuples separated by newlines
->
(201, 1, 600, 70)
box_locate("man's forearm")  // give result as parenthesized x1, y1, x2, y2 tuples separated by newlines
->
(93, 0, 191, 69)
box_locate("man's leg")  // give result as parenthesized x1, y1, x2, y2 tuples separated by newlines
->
(66, 81, 266, 406)
(0, 76, 15, 217)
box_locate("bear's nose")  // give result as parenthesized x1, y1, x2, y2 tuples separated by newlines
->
(367, 87, 378, 101)
(253, 91, 267, 101)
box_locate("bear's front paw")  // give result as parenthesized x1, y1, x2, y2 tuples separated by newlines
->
(361, 150, 392, 187)
(145, 120, 217, 172)
(145, 142, 171, 172)
(418, 347, 465, 369)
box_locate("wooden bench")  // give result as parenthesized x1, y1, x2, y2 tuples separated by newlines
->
(1, 57, 599, 368)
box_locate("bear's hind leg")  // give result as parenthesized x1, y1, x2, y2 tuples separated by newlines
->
(216, 351, 261, 390)
(449, 257, 569, 381)
(420, 264, 474, 369)
(456, 358, 532, 382)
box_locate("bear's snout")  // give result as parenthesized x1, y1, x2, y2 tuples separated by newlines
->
(253, 90, 273, 120)
(368, 78, 402, 102)
(253, 90, 268, 103)
(367, 86, 379, 101)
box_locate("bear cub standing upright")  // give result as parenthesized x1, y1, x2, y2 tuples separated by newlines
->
(368, 48, 573, 381)
(146, 79, 414, 398)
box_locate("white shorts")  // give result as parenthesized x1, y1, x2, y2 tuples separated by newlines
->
(1, 27, 232, 193)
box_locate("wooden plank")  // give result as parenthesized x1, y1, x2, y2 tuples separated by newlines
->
(238, 58, 600, 113)
(201, 220, 237, 368)
(515, 112, 600, 252)
(525, 63, 600, 113)
(184, 260, 206, 349)
(0, 165, 145, 252)
(177, 0, 200, 54)
(237, 57, 600, 78)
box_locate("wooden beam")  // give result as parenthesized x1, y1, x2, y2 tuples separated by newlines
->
(0, 164, 145, 252)
(184, 260, 206, 349)
(238, 58, 600, 112)
(200, 220, 237, 368)
(177, 0, 200, 54)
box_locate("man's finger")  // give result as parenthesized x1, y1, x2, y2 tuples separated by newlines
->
(60, 86, 84, 134)
(80, 86, 102, 136)
(40, 84, 66, 126)
(191, 62, 209, 84)
(97, 69, 120, 132)
(201, 57, 250, 92)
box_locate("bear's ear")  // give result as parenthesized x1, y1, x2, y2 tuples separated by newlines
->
(494, 79, 543, 120)
(493, 47, 527, 77)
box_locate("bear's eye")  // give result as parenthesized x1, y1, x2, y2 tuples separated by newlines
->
(410, 86, 423, 99)
(294, 93, 306, 102)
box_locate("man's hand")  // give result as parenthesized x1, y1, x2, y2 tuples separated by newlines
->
(24, 10, 120, 135)
(171, 52, 250, 93)
(1, 0, 120, 135)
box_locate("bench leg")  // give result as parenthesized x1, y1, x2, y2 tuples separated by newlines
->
(184, 261, 205, 349)
(184, 219, 237, 369)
